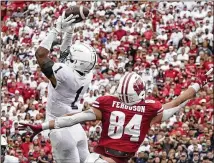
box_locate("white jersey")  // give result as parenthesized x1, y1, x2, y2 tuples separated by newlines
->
(4, 155, 19, 163)
(46, 63, 93, 120)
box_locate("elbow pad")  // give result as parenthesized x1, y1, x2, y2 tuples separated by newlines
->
(54, 109, 96, 129)
(161, 100, 189, 121)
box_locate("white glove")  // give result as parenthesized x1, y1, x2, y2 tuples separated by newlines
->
(54, 11, 76, 33)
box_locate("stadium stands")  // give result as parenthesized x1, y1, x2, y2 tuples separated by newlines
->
(1, 1, 213, 162)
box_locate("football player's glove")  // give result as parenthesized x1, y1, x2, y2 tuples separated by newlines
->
(54, 11, 75, 33)
(18, 123, 43, 141)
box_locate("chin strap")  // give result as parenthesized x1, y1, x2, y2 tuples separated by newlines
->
(76, 70, 85, 76)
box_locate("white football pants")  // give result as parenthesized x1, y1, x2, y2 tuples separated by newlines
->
(49, 124, 89, 163)
(84, 153, 108, 163)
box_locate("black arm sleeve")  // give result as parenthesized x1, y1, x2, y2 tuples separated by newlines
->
(40, 58, 54, 78)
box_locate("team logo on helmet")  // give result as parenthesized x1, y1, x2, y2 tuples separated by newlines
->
(133, 78, 144, 95)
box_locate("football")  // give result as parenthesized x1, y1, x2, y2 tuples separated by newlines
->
(65, 5, 90, 23)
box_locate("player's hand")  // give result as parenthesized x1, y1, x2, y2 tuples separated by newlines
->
(18, 123, 43, 141)
(196, 68, 213, 88)
(55, 11, 75, 33)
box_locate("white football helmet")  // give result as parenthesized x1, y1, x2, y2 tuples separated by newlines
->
(62, 43, 97, 74)
(116, 72, 146, 105)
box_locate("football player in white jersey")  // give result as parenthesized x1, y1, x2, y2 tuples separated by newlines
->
(1, 136, 19, 163)
(33, 12, 97, 163)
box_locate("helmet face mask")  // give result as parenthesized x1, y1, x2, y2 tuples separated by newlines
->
(60, 43, 97, 74)
(116, 72, 146, 105)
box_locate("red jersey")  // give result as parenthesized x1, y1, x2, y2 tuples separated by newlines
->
(203, 61, 214, 70)
(92, 95, 163, 163)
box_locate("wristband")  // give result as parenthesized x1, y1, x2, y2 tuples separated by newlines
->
(42, 122, 50, 130)
(189, 83, 200, 93)
(39, 28, 58, 51)
(54, 118, 60, 129)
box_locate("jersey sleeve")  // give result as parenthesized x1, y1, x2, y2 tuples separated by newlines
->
(145, 100, 163, 116)
(92, 96, 103, 110)
(155, 101, 164, 116)
(92, 96, 109, 111)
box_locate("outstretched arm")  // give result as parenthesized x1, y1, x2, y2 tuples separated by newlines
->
(18, 108, 102, 135)
(151, 68, 213, 125)
(44, 108, 102, 130)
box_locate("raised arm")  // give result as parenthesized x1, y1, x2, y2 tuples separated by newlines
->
(35, 12, 75, 87)
(35, 30, 58, 86)
(59, 29, 73, 63)
(151, 68, 213, 125)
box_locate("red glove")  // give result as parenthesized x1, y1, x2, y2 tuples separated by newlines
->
(18, 123, 43, 141)
(196, 68, 213, 88)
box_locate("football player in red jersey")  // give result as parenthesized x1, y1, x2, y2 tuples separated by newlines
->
(19, 68, 213, 163)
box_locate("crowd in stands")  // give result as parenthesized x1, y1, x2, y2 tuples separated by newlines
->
(1, 1, 213, 163)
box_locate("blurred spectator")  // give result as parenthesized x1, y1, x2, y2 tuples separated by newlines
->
(1, 1, 213, 162)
